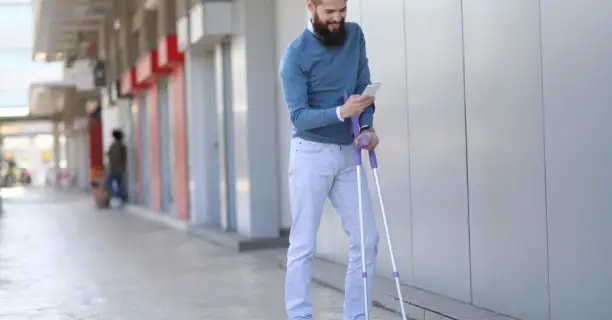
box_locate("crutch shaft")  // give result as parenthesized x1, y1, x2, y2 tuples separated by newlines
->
(346, 93, 406, 318)
(356, 167, 371, 320)
(348, 96, 372, 319)
(373, 169, 408, 320)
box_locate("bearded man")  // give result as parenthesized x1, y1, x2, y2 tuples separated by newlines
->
(279, 0, 380, 319)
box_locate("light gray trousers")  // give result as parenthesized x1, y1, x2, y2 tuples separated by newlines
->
(285, 137, 380, 320)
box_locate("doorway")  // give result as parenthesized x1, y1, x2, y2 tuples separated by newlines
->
(125, 99, 138, 203)
(138, 95, 151, 207)
(158, 78, 175, 214)
(216, 40, 237, 231)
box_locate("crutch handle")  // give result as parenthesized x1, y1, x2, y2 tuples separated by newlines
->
(345, 93, 364, 166)
(357, 134, 371, 147)
(345, 93, 379, 168)
(355, 135, 379, 169)
(368, 150, 379, 169)
(351, 115, 364, 166)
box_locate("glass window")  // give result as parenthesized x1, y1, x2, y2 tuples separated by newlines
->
(0, 5, 32, 31)
(4, 136, 31, 150)
(0, 89, 28, 107)
(34, 134, 53, 148)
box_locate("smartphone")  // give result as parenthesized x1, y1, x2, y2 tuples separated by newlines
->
(361, 83, 382, 97)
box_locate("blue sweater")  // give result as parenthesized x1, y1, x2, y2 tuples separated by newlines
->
(279, 22, 374, 145)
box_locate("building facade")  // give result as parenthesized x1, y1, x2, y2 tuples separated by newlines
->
(0, 0, 63, 182)
(32, 1, 612, 320)
(0, 0, 62, 116)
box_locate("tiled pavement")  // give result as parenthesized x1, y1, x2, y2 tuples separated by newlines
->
(0, 187, 400, 320)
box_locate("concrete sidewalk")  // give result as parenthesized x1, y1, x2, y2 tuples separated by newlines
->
(0, 188, 398, 320)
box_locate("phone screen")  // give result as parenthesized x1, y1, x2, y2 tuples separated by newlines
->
(361, 83, 381, 97)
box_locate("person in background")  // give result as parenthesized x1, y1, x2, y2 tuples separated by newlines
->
(105, 129, 127, 204)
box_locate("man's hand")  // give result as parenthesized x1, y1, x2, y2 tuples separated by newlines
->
(355, 128, 379, 151)
(339, 95, 374, 119)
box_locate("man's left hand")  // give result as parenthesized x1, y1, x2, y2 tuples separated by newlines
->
(355, 128, 379, 151)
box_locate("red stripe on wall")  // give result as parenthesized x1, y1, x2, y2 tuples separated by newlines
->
(170, 66, 189, 221)
(88, 119, 104, 182)
(148, 84, 162, 211)
(133, 97, 143, 205)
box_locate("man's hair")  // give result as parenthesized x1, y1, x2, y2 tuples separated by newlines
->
(313, 0, 347, 4)
(112, 129, 123, 141)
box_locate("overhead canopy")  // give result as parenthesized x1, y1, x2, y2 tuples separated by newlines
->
(28, 80, 77, 117)
(32, 0, 112, 62)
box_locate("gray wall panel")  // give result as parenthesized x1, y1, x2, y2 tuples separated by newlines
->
(274, 0, 306, 229)
(540, 1, 612, 319)
(405, 0, 471, 303)
(272, 1, 612, 319)
(462, 1, 549, 319)
(360, 0, 413, 282)
(230, 0, 251, 235)
(230, 0, 280, 238)
(185, 52, 221, 227)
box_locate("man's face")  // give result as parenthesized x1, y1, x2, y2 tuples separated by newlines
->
(308, 0, 347, 47)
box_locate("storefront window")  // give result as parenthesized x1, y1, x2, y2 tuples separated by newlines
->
(3, 136, 30, 150)
(34, 134, 53, 148)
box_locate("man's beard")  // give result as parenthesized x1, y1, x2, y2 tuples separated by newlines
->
(312, 13, 347, 47)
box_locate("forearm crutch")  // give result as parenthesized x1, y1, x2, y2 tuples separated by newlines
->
(351, 113, 409, 320)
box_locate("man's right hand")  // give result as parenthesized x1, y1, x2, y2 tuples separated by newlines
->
(339, 95, 374, 119)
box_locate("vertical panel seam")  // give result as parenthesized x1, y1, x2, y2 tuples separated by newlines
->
(402, 0, 415, 284)
(222, 41, 237, 231)
(270, 0, 284, 232)
(459, 0, 474, 304)
(536, 0, 552, 319)
(178, 67, 190, 220)
(135, 97, 143, 205)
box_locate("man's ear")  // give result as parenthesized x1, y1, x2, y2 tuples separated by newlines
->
(306, 0, 315, 13)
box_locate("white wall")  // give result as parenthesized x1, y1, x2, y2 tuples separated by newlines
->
(229, 0, 280, 238)
(274, 0, 305, 230)
(272, 1, 612, 319)
(463, 2, 549, 318)
(541, 1, 612, 319)
(102, 105, 120, 154)
(70, 132, 90, 189)
(404, 0, 471, 303)
(359, 0, 417, 291)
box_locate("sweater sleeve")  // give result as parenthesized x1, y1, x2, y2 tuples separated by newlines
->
(280, 47, 342, 130)
(354, 24, 375, 128)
